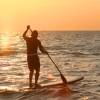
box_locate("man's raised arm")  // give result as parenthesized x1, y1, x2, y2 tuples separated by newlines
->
(23, 25, 30, 39)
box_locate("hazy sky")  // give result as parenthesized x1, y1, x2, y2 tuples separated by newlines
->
(0, 0, 100, 32)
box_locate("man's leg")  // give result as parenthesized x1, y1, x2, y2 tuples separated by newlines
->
(34, 56, 40, 86)
(27, 55, 35, 88)
(29, 68, 34, 88)
(35, 70, 40, 85)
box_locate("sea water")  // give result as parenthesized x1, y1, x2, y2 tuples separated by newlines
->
(0, 31, 100, 100)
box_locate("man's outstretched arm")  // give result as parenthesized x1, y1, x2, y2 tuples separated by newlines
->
(38, 40, 48, 54)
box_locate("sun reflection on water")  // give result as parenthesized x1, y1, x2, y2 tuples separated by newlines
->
(0, 32, 13, 56)
(0, 32, 10, 50)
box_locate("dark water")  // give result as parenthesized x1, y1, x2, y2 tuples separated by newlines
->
(0, 31, 100, 100)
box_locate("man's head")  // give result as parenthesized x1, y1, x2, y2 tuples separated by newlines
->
(31, 30, 38, 39)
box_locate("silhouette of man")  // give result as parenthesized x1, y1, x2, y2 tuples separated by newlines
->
(23, 25, 47, 88)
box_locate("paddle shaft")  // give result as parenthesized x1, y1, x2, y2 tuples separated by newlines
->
(47, 54, 62, 74)
(47, 54, 68, 84)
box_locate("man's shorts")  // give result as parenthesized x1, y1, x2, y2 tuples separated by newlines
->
(27, 55, 40, 72)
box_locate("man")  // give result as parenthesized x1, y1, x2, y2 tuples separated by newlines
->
(23, 25, 47, 88)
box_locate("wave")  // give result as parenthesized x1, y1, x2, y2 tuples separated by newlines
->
(0, 86, 70, 100)
(67, 52, 89, 56)
(92, 53, 100, 56)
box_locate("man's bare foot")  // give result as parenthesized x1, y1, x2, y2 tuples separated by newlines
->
(29, 83, 33, 88)
(34, 84, 41, 88)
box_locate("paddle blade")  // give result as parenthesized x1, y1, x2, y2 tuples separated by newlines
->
(60, 73, 68, 84)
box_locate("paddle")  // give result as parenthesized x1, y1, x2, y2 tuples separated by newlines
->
(47, 53, 68, 84)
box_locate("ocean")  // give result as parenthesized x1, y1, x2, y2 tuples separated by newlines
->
(0, 31, 100, 100)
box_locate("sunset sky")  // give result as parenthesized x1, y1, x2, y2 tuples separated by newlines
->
(0, 0, 100, 32)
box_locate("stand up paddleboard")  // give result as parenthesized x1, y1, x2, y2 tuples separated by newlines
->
(22, 76, 84, 91)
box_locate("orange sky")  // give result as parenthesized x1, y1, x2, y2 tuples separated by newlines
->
(0, 0, 100, 32)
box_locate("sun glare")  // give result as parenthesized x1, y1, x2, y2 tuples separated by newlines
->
(0, 32, 10, 50)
